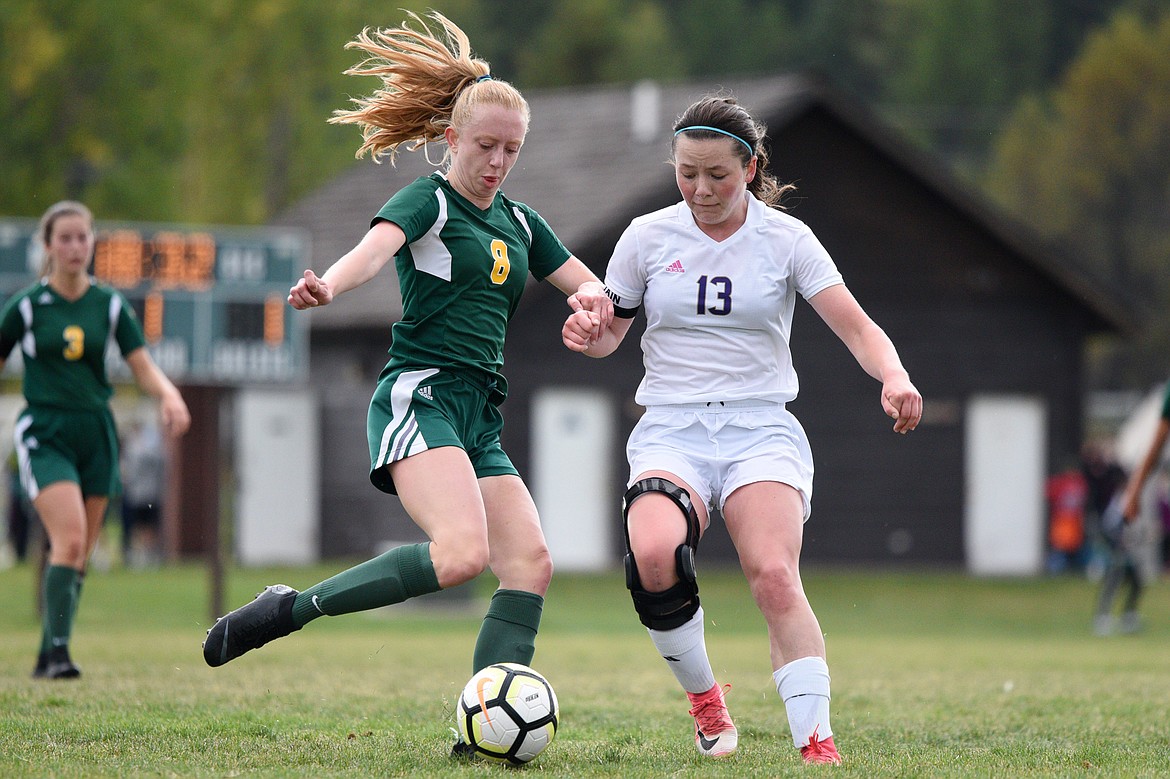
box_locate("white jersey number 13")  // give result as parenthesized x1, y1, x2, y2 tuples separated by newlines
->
(696, 275, 731, 316)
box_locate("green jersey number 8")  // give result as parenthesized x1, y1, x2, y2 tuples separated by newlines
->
(490, 240, 511, 285)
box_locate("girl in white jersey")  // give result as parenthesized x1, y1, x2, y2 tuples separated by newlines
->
(563, 95, 922, 765)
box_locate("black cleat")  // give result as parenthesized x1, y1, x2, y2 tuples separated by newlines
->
(31, 652, 48, 679)
(38, 646, 81, 680)
(202, 584, 300, 667)
(449, 727, 477, 760)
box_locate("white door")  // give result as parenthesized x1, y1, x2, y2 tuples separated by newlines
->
(235, 388, 320, 565)
(964, 395, 1046, 576)
(531, 388, 615, 571)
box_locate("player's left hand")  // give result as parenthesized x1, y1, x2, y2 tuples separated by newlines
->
(881, 373, 922, 434)
(567, 281, 613, 345)
(159, 391, 191, 437)
(288, 269, 333, 309)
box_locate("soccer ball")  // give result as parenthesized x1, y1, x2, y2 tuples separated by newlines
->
(456, 662, 559, 765)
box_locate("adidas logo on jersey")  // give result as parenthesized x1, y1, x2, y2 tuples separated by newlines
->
(666, 259, 685, 273)
(417, 385, 433, 400)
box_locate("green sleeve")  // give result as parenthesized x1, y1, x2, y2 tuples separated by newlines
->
(114, 291, 147, 356)
(0, 290, 28, 360)
(373, 176, 440, 243)
(519, 205, 571, 280)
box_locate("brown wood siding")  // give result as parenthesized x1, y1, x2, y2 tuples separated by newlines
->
(286, 77, 1128, 566)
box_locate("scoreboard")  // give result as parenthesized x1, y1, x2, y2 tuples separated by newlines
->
(0, 217, 310, 384)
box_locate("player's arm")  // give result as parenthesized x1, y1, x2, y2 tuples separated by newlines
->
(808, 283, 922, 434)
(546, 256, 621, 351)
(289, 220, 406, 309)
(1121, 417, 1170, 521)
(564, 307, 633, 358)
(124, 347, 191, 437)
(0, 310, 20, 373)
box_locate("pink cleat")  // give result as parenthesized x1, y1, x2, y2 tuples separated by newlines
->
(800, 727, 842, 765)
(686, 682, 738, 757)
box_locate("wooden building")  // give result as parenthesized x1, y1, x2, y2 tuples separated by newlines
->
(272, 74, 1133, 570)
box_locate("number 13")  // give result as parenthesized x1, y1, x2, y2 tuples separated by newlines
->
(696, 275, 731, 315)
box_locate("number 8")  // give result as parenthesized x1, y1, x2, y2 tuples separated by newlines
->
(490, 240, 510, 285)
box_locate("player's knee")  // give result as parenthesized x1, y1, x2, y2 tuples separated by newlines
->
(626, 546, 699, 630)
(435, 539, 491, 587)
(492, 539, 552, 594)
(444, 556, 490, 587)
(49, 535, 86, 567)
(627, 536, 679, 591)
(746, 559, 804, 613)
(525, 546, 553, 593)
(622, 476, 702, 630)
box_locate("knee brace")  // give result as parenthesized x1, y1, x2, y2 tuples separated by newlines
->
(622, 477, 701, 630)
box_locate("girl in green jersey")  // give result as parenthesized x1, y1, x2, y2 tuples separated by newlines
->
(0, 201, 190, 678)
(202, 13, 611, 757)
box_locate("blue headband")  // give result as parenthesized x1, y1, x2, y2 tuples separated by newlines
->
(476, 74, 492, 83)
(674, 125, 754, 156)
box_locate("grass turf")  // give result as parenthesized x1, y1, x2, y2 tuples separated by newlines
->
(1, 560, 1167, 777)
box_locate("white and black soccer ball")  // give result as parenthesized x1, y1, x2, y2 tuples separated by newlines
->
(456, 662, 559, 765)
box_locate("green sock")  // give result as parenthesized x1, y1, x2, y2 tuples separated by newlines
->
(72, 571, 85, 621)
(472, 589, 544, 673)
(42, 565, 80, 651)
(291, 542, 439, 627)
(38, 567, 52, 655)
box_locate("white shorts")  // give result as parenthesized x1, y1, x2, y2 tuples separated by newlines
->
(626, 401, 814, 520)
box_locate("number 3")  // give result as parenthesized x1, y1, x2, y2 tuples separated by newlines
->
(62, 325, 84, 360)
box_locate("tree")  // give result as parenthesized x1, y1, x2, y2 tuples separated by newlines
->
(516, 0, 684, 87)
(0, 0, 448, 221)
(668, 0, 798, 81)
(862, 0, 1052, 166)
(985, 8, 1170, 386)
(3, 0, 1160, 227)
(0, 1, 189, 218)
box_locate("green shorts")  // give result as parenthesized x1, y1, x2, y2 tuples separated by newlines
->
(366, 367, 517, 495)
(13, 405, 120, 500)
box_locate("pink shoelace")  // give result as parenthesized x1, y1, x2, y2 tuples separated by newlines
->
(687, 683, 734, 734)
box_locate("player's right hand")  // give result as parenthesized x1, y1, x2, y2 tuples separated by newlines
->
(562, 308, 598, 352)
(288, 269, 333, 309)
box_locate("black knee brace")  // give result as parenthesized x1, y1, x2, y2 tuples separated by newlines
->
(622, 477, 701, 630)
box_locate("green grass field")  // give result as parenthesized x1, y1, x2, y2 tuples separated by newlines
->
(1, 559, 1167, 777)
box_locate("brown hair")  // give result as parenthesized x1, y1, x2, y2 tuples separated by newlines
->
(329, 11, 529, 165)
(671, 95, 794, 209)
(37, 200, 93, 276)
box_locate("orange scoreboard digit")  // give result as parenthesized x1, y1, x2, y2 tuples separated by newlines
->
(0, 218, 309, 384)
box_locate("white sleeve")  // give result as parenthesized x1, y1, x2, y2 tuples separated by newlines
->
(602, 223, 645, 316)
(792, 225, 844, 299)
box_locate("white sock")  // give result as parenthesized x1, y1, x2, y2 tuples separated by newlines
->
(648, 608, 716, 694)
(774, 656, 833, 748)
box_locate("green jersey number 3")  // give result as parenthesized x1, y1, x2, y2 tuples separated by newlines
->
(63, 325, 85, 361)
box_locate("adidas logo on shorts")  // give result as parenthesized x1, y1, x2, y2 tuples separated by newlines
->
(417, 385, 433, 400)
